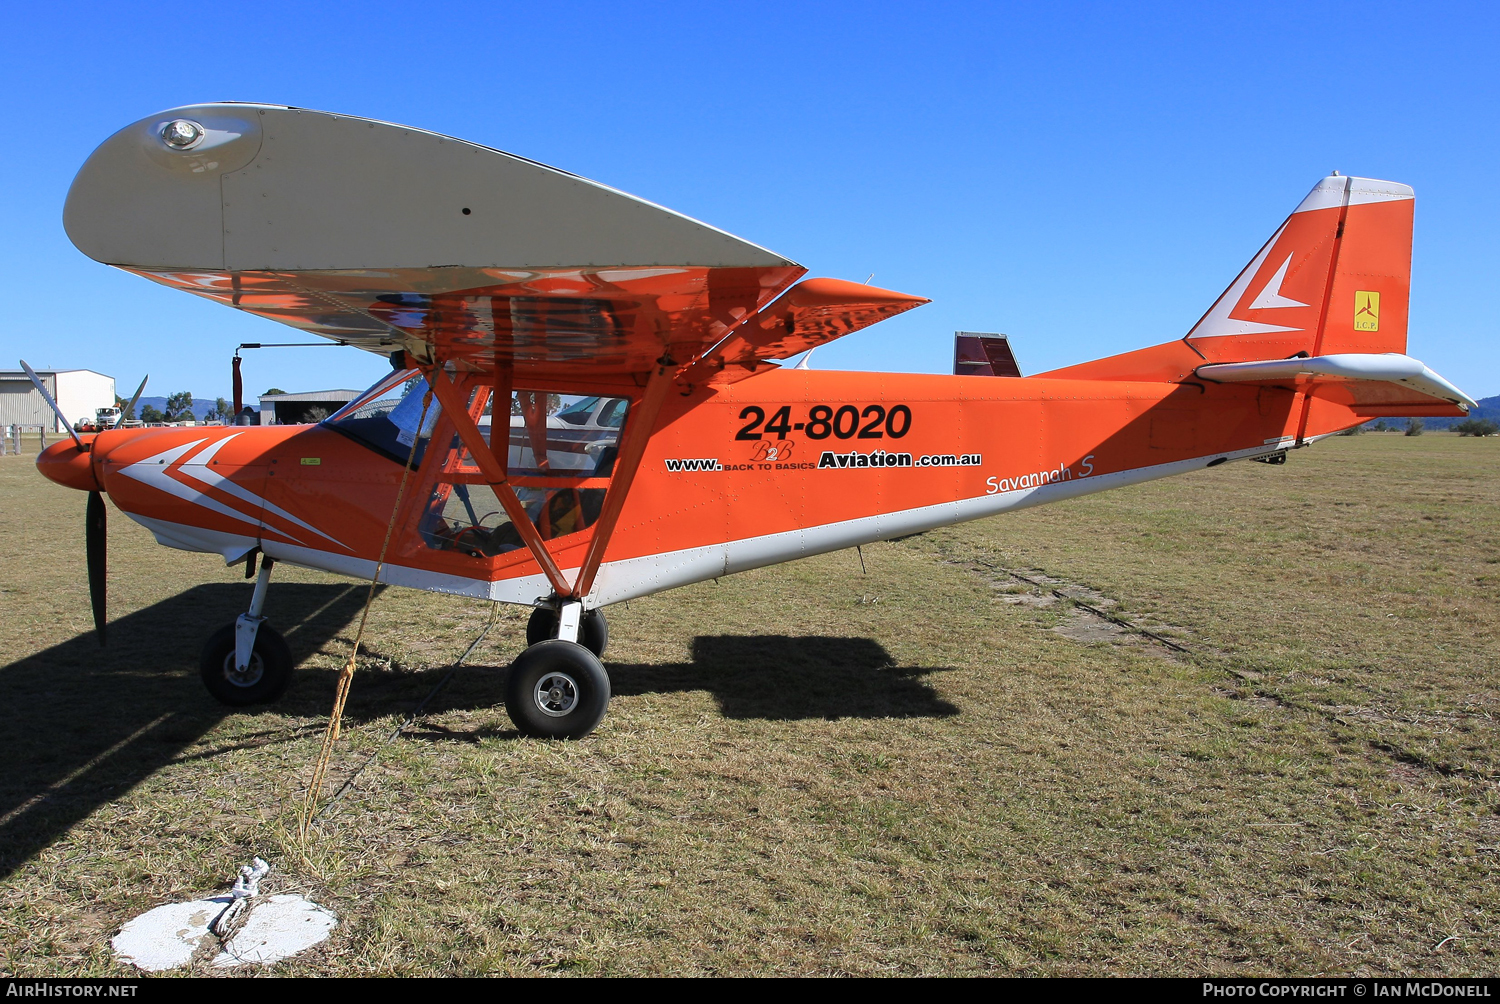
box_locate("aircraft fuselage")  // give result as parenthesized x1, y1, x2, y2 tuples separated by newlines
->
(39, 365, 1363, 609)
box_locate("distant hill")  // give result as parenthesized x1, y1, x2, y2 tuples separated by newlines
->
(132, 396, 230, 421)
(1397, 394, 1500, 430)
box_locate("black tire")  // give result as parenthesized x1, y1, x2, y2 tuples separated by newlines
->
(526, 605, 608, 657)
(199, 621, 294, 706)
(504, 640, 610, 739)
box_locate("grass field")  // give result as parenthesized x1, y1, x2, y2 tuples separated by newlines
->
(0, 432, 1495, 976)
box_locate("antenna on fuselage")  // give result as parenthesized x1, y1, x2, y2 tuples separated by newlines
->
(231, 340, 351, 419)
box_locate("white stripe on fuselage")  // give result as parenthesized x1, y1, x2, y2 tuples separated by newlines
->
(252, 442, 1291, 609)
(174, 435, 350, 550)
(116, 439, 267, 537)
(116, 435, 348, 551)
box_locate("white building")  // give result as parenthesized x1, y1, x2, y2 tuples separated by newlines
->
(0, 369, 116, 433)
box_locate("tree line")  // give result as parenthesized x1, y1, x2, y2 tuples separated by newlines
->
(1353, 417, 1499, 437)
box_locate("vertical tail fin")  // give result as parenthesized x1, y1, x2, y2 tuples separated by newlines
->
(1186, 175, 1414, 363)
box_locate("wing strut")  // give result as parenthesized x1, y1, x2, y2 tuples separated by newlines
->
(424, 368, 572, 597)
(425, 357, 674, 604)
(570, 358, 675, 600)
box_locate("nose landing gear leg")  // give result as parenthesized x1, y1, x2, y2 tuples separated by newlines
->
(201, 556, 293, 706)
(235, 557, 274, 674)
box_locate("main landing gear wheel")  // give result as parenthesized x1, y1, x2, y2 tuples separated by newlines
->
(526, 605, 608, 657)
(199, 622, 293, 706)
(505, 639, 611, 739)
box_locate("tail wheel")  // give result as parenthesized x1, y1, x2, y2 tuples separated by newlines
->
(505, 640, 611, 739)
(526, 606, 608, 657)
(199, 622, 293, 706)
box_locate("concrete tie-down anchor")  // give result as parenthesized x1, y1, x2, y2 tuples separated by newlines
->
(210, 856, 271, 937)
(111, 856, 338, 971)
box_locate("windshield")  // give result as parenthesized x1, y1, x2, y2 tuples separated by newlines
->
(323, 368, 441, 465)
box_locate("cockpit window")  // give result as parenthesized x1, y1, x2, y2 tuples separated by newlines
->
(417, 388, 630, 561)
(323, 368, 442, 465)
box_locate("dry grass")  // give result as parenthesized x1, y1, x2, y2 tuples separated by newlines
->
(0, 432, 1495, 976)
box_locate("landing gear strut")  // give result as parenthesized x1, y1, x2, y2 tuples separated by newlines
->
(526, 601, 608, 656)
(423, 362, 672, 742)
(506, 599, 611, 738)
(200, 556, 292, 706)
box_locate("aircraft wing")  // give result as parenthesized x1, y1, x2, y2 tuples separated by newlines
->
(65, 104, 923, 384)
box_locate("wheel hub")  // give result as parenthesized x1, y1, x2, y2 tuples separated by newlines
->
(534, 671, 580, 717)
(221, 651, 265, 688)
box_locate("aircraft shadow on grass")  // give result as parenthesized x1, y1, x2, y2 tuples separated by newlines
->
(403, 634, 961, 743)
(0, 585, 956, 878)
(0, 581, 369, 883)
(604, 636, 960, 721)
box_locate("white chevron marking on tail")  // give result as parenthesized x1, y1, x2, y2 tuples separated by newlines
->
(1248, 254, 1310, 310)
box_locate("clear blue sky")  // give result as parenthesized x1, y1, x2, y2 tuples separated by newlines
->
(2, 1, 1495, 400)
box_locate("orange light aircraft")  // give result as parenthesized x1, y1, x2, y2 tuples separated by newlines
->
(33, 104, 1475, 738)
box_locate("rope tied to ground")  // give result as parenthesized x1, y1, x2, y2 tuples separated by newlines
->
(299, 388, 432, 839)
(309, 602, 499, 828)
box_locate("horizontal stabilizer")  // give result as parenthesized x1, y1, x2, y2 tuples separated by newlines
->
(1196, 353, 1475, 410)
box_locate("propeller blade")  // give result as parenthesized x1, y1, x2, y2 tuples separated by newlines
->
(86, 490, 107, 646)
(122, 374, 149, 426)
(19, 359, 86, 450)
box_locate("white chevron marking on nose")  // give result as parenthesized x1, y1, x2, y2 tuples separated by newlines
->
(115, 439, 267, 537)
(176, 435, 350, 550)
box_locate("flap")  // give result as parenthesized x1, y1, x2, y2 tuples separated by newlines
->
(679, 278, 929, 385)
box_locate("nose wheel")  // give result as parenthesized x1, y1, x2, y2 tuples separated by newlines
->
(505, 639, 610, 739)
(200, 621, 293, 705)
(199, 553, 292, 706)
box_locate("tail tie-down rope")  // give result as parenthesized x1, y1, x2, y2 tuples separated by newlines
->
(299, 389, 432, 839)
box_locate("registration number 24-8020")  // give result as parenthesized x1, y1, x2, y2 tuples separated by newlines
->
(735, 404, 912, 441)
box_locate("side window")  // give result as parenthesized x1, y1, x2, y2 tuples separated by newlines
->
(420, 482, 527, 557)
(498, 393, 627, 478)
(416, 385, 627, 560)
(419, 483, 610, 555)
